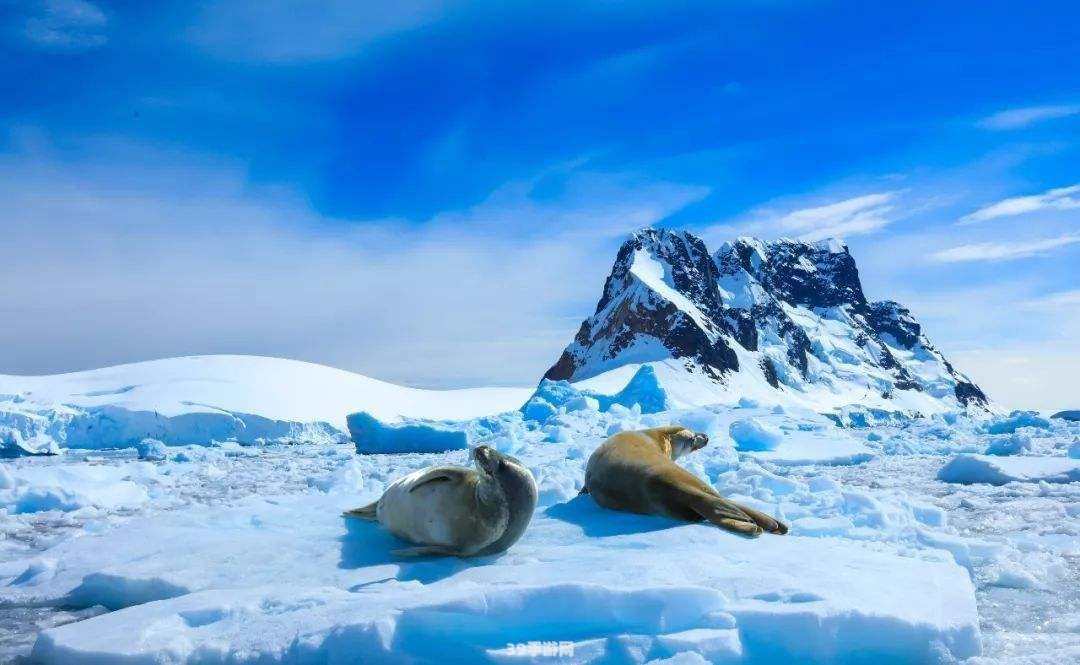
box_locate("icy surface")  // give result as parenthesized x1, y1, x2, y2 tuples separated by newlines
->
(0, 371, 1077, 662)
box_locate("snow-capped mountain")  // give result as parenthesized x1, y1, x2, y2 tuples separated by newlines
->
(545, 229, 989, 413)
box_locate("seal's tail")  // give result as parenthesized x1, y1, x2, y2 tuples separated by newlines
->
(342, 501, 379, 521)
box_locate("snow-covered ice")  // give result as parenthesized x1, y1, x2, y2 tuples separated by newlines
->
(938, 454, 1080, 485)
(1, 358, 1077, 663)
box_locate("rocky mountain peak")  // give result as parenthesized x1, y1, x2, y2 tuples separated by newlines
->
(545, 228, 989, 412)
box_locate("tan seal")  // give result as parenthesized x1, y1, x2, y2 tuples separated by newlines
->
(344, 445, 538, 557)
(583, 426, 787, 537)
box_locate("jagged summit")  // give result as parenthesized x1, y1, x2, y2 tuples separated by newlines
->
(546, 228, 988, 412)
(545, 229, 739, 383)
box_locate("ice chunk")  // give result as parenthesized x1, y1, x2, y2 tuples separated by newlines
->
(938, 454, 1080, 485)
(564, 395, 600, 412)
(984, 411, 1051, 434)
(135, 438, 167, 461)
(0, 465, 151, 514)
(520, 396, 558, 423)
(729, 418, 783, 451)
(984, 433, 1032, 456)
(347, 412, 469, 454)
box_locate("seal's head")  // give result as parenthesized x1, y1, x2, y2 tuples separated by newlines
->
(472, 445, 508, 477)
(472, 446, 534, 489)
(469, 445, 539, 555)
(668, 428, 709, 460)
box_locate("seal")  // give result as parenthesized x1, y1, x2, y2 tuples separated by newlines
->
(343, 445, 538, 557)
(583, 426, 788, 537)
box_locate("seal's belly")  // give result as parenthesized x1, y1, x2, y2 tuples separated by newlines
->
(377, 473, 476, 548)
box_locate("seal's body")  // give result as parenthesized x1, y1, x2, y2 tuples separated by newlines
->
(344, 446, 537, 557)
(584, 426, 787, 537)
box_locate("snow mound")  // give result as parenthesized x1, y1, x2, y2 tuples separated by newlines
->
(938, 454, 1080, 485)
(0, 356, 531, 453)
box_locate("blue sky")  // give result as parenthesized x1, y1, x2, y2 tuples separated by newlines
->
(2, 0, 1078, 408)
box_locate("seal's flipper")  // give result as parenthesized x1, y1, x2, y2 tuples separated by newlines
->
(407, 467, 472, 493)
(733, 502, 788, 535)
(682, 491, 762, 537)
(392, 545, 458, 557)
(716, 518, 764, 538)
(342, 502, 379, 521)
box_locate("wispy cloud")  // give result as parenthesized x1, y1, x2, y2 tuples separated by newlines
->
(773, 192, 898, 241)
(929, 235, 1080, 263)
(977, 104, 1080, 130)
(187, 0, 450, 62)
(21, 0, 107, 51)
(959, 183, 1080, 224)
(1025, 289, 1080, 309)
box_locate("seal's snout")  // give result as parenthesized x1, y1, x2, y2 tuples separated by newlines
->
(472, 445, 500, 473)
(692, 433, 709, 450)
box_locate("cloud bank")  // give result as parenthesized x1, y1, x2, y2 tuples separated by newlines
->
(0, 138, 705, 387)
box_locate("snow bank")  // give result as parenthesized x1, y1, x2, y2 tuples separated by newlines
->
(13, 492, 981, 664)
(938, 454, 1080, 485)
(0, 356, 531, 453)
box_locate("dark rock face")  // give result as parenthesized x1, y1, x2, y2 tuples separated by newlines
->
(544, 228, 990, 409)
(752, 240, 867, 308)
(866, 301, 921, 349)
(544, 229, 738, 381)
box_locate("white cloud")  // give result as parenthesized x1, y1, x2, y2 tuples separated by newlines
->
(774, 192, 897, 241)
(977, 104, 1080, 130)
(929, 235, 1080, 263)
(187, 0, 453, 63)
(960, 183, 1080, 224)
(1025, 289, 1080, 309)
(705, 191, 900, 244)
(22, 0, 107, 51)
(0, 138, 705, 386)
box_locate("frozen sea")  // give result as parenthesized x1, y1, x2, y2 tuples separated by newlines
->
(1, 398, 1077, 664)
